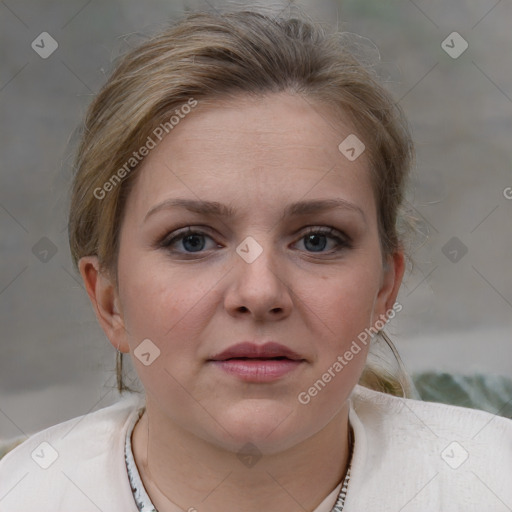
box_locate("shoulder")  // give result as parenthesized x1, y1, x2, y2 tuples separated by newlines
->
(345, 385, 512, 511)
(0, 392, 145, 512)
(351, 383, 512, 440)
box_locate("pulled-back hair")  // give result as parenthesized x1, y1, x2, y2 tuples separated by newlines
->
(68, 8, 415, 397)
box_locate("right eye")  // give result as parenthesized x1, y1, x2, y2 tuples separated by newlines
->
(159, 227, 220, 255)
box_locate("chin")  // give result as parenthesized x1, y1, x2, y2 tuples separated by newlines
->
(210, 399, 307, 453)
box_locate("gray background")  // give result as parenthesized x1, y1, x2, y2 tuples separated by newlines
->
(1, 0, 511, 440)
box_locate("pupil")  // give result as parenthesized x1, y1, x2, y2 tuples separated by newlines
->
(305, 234, 326, 252)
(184, 235, 204, 252)
(181, 234, 327, 253)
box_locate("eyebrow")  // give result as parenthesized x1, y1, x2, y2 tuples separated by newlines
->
(144, 197, 366, 223)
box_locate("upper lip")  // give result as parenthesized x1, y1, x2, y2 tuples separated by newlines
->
(209, 342, 304, 361)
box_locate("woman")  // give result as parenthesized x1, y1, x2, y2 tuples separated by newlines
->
(0, 8, 510, 512)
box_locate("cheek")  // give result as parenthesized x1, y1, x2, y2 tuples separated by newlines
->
(307, 265, 380, 343)
(117, 267, 211, 400)
(117, 254, 217, 356)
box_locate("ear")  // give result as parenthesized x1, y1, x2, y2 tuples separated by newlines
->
(78, 256, 130, 353)
(373, 249, 406, 323)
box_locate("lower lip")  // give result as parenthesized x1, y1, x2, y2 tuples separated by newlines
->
(210, 359, 303, 382)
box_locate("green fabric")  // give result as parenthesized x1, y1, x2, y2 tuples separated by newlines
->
(412, 372, 512, 420)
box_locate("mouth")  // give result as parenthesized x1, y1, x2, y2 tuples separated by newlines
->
(208, 342, 306, 382)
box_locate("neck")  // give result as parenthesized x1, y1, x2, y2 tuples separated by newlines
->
(132, 399, 351, 512)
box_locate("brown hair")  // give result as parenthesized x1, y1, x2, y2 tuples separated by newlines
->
(68, 8, 415, 397)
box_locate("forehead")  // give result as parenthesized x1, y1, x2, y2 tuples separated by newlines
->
(128, 92, 375, 220)
(164, 92, 361, 166)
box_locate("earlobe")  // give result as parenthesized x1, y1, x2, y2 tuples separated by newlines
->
(78, 256, 130, 353)
(375, 250, 406, 321)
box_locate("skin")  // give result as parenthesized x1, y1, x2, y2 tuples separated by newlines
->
(80, 92, 405, 512)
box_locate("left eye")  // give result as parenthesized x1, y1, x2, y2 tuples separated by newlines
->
(159, 227, 350, 255)
(294, 227, 350, 253)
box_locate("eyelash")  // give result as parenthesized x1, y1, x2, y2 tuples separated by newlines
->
(158, 226, 352, 256)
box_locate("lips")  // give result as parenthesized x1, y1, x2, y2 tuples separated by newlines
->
(209, 341, 303, 362)
(208, 342, 305, 382)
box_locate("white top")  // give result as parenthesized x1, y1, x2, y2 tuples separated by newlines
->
(1, 384, 511, 511)
(122, 408, 350, 512)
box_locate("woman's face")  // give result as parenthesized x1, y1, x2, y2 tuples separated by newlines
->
(107, 92, 403, 453)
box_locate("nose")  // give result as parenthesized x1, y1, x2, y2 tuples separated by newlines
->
(223, 236, 293, 322)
